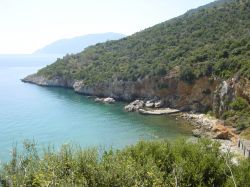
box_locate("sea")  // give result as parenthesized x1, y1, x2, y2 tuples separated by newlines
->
(0, 54, 192, 161)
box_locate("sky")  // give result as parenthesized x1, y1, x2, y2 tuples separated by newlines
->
(0, 0, 215, 54)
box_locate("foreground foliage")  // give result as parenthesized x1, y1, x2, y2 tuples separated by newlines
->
(0, 139, 249, 186)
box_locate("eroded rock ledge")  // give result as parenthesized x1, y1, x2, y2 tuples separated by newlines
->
(22, 74, 75, 88)
(22, 73, 250, 115)
(22, 74, 221, 112)
(181, 113, 238, 141)
(22, 73, 250, 141)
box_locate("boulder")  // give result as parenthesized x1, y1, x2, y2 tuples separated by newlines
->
(94, 98, 104, 103)
(94, 97, 115, 104)
(192, 129, 203, 138)
(154, 100, 164, 108)
(213, 131, 229, 140)
(103, 97, 116, 103)
(124, 100, 144, 112)
(145, 100, 154, 108)
(211, 123, 238, 140)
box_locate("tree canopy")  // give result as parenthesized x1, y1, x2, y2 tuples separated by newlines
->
(38, 0, 250, 85)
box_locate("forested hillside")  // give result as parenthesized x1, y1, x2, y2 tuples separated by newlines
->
(24, 0, 250, 134)
(37, 0, 250, 84)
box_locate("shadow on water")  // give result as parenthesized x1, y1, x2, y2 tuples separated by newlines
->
(33, 85, 193, 137)
(0, 56, 193, 161)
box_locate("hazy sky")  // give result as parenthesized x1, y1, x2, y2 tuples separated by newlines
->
(0, 0, 214, 54)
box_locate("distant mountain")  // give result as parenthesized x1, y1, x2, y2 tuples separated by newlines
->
(34, 32, 125, 55)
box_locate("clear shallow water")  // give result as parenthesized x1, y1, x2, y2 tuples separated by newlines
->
(0, 55, 192, 161)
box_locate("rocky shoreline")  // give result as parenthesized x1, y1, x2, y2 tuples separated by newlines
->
(179, 112, 242, 156)
(22, 75, 247, 157)
(124, 99, 237, 140)
(22, 71, 250, 117)
(123, 99, 243, 156)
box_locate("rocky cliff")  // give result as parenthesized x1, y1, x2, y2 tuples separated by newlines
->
(22, 71, 250, 116)
(213, 77, 250, 116)
(22, 74, 74, 88)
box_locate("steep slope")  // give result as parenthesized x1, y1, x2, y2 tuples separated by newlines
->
(34, 0, 250, 82)
(34, 32, 125, 55)
(23, 0, 250, 132)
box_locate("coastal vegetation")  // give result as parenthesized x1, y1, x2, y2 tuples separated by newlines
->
(1, 139, 250, 186)
(222, 97, 250, 132)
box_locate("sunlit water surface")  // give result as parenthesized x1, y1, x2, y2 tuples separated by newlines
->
(0, 54, 192, 161)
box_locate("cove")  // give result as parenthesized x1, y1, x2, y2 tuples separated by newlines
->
(0, 55, 192, 161)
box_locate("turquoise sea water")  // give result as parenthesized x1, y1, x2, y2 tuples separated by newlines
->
(0, 55, 192, 161)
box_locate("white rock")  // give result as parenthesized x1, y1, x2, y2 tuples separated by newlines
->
(95, 97, 115, 104)
(94, 98, 103, 102)
(154, 100, 164, 108)
(103, 97, 116, 103)
(145, 101, 154, 108)
(124, 100, 144, 112)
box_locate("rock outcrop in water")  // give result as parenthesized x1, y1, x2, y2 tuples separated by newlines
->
(94, 97, 116, 104)
(124, 100, 144, 112)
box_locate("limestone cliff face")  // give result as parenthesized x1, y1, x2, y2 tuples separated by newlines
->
(22, 74, 74, 88)
(22, 73, 250, 114)
(213, 77, 250, 116)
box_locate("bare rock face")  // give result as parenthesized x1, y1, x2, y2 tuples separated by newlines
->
(190, 120, 238, 141)
(237, 79, 250, 102)
(213, 80, 234, 116)
(66, 74, 220, 113)
(124, 100, 144, 112)
(213, 77, 250, 117)
(22, 70, 249, 117)
(22, 74, 74, 87)
(22, 71, 221, 113)
(73, 80, 85, 93)
(212, 123, 238, 141)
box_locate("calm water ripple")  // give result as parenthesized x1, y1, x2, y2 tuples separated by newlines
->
(0, 55, 192, 161)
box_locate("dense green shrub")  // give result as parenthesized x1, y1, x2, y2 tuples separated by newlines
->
(230, 97, 248, 111)
(180, 65, 196, 83)
(1, 139, 250, 186)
